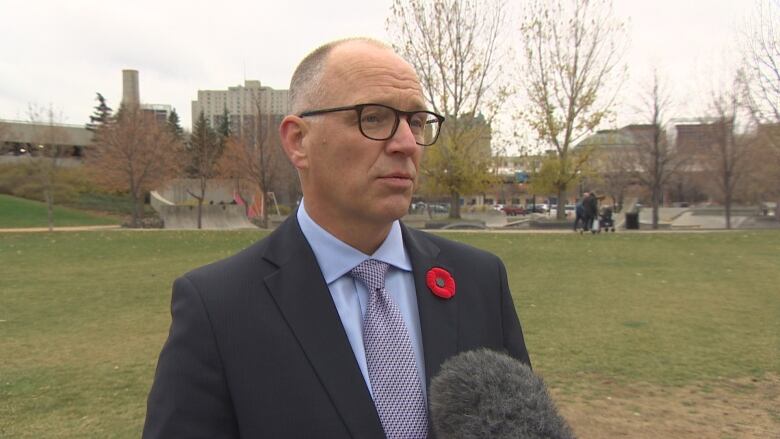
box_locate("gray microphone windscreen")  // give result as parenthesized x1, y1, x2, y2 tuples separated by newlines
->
(430, 349, 575, 439)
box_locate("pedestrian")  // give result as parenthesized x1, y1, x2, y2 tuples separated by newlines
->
(583, 191, 599, 233)
(573, 193, 587, 233)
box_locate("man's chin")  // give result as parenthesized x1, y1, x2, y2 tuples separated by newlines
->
(371, 198, 413, 222)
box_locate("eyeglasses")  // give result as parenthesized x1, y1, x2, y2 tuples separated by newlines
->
(298, 103, 445, 146)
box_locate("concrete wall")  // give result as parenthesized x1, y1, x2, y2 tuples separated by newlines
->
(157, 178, 236, 204)
(156, 203, 256, 229)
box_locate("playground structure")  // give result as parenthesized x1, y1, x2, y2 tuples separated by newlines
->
(150, 179, 258, 229)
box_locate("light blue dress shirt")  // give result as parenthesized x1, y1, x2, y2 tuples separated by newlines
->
(297, 200, 427, 400)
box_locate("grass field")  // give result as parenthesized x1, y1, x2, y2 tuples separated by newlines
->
(0, 194, 120, 228)
(1, 230, 779, 437)
(71, 192, 156, 218)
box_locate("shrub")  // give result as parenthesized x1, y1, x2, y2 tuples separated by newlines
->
(0, 163, 85, 203)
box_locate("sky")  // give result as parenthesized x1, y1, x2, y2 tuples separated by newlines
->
(0, 0, 752, 143)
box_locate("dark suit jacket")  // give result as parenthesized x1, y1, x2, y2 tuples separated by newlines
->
(143, 216, 530, 438)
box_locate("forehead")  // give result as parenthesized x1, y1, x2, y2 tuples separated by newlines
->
(323, 43, 426, 108)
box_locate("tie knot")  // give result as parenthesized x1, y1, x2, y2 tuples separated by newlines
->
(350, 259, 389, 292)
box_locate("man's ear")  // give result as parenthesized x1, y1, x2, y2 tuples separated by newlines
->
(280, 115, 309, 170)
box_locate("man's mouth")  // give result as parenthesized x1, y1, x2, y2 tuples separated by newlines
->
(378, 173, 415, 187)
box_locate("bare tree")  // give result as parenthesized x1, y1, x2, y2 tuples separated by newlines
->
(24, 105, 72, 231)
(741, 0, 780, 219)
(742, 1, 780, 122)
(249, 99, 276, 228)
(703, 79, 752, 229)
(88, 106, 183, 227)
(588, 142, 635, 212)
(187, 112, 223, 229)
(218, 136, 252, 215)
(518, 0, 627, 219)
(631, 72, 685, 229)
(748, 125, 780, 212)
(217, 94, 290, 228)
(388, 0, 508, 218)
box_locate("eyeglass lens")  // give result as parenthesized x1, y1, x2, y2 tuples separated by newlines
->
(359, 105, 440, 145)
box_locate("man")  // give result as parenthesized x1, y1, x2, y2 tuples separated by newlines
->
(573, 192, 587, 233)
(143, 38, 530, 439)
(583, 191, 599, 233)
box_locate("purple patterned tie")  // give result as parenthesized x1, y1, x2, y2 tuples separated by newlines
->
(351, 259, 428, 439)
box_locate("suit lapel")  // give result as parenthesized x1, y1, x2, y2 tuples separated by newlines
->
(262, 217, 384, 438)
(401, 224, 459, 389)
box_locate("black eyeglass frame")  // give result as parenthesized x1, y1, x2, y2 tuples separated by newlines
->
(298, 103, 445, 146)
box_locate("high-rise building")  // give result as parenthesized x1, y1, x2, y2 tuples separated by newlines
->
(191, 80, 291, 134)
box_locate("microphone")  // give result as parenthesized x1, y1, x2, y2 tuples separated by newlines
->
(429, 349, 575, 439)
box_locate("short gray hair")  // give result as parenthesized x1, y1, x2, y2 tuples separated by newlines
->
(289, 37, 391, 114)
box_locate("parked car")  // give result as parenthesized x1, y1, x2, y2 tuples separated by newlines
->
(525, 205, 547, 214)
(411, 202, 450, 214)
(429, 203, 450, 213)
(550, 204, 576, 216)
(501, 205, 526, 216)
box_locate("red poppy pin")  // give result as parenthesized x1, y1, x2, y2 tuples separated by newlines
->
(426, 267, 455, 299)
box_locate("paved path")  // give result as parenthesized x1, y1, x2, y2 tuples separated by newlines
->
(0, 225, 121, 233)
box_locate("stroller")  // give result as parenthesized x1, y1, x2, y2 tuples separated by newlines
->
(598, 207, 615, 232)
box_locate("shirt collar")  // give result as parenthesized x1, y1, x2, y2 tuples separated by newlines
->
(297, 199, 412, 284)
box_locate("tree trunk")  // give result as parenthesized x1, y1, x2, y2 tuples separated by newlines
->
(776, 197, 780, 222)
(197, 178, 207, 230)
(725, 193, 732, 229)
(137, 197, 145, 226)
(449, 191, 461, 219)
(128, 178, 140, 228)
(130, 195, 140, 228)
(651, 186, 660, 230)
(556, 188, 567, 220)
(44, 188, 54, 232)
(261, 191, 269, 229)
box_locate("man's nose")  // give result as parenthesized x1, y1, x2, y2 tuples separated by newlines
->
(386, 118, 419, 155)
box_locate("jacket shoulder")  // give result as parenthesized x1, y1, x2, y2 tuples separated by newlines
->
(179, 216, 305, 296)
(404, 226, 500, 261)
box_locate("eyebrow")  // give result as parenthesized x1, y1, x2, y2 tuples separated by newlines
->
(363, 91, 427, 111)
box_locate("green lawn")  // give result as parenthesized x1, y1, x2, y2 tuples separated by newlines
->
(1, 230, 778, 437)
(71, 192, 155, 218)
(0, 194, 120, 228)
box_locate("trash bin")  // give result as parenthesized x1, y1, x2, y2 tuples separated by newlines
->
(625, 212, 639, 230)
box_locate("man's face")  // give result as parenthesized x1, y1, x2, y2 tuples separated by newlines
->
(300, 43, 425, 230)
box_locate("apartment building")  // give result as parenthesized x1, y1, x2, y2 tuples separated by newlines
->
(191, 80, 290, 135)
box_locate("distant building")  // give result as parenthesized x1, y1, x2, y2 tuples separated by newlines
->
(122, 70, 140, 107)
(577, 127, 638, 150)
(574, 120, 728, 205)
(0, 118, 93, 163)
(577, 120, 722, 163)
(191, 80, 291, 135)
(121, 69, 173, 123)
(620, 124, 658, 145)
(669, 118, 720, 159)
(141, 103, 174, 125)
